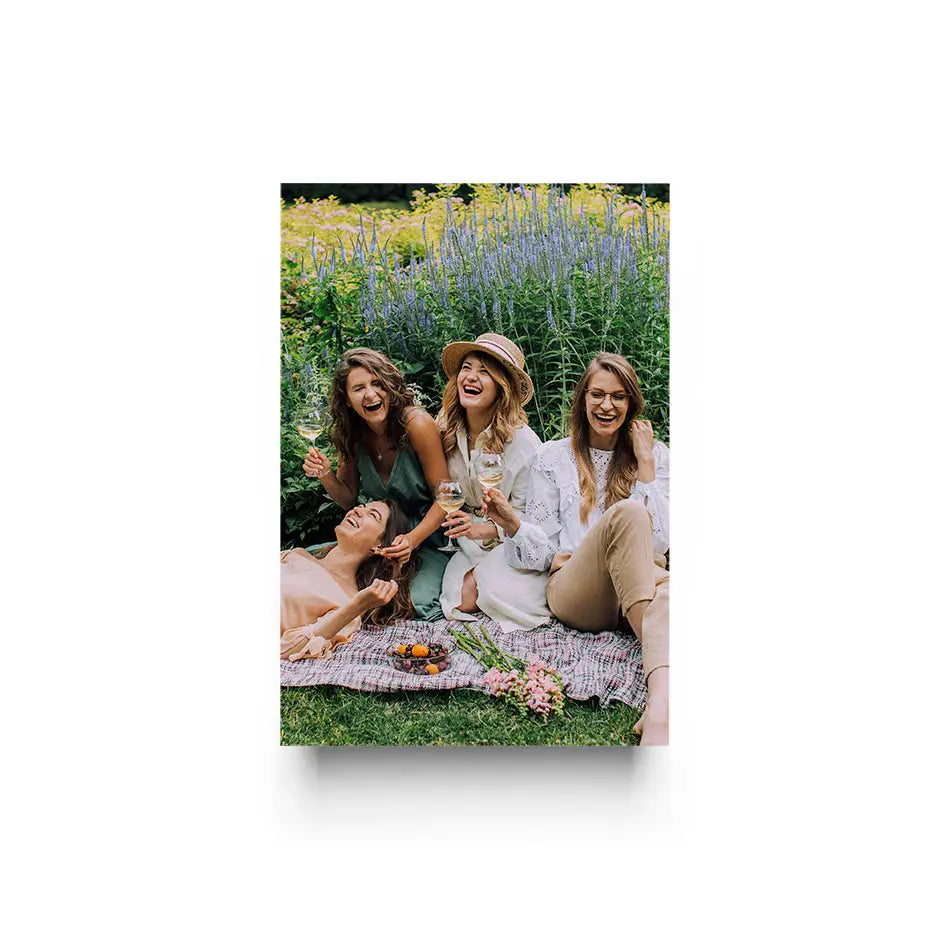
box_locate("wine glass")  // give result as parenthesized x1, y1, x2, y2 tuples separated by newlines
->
(295, 400, 328, 447)
(473, 451, 505, 493)
(435, 480, 465, 554)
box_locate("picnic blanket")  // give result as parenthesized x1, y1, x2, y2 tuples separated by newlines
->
(280, 614, 647, 710)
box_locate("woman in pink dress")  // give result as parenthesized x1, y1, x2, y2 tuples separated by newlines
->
(280, 498, 416, 661)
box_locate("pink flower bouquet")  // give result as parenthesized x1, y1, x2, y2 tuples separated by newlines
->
(450, 623, 566, 721)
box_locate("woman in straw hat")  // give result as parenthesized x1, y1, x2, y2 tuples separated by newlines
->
(436, 333, 551, 631)
(482, 352, 670, 745)
(302, 347, 450, 621)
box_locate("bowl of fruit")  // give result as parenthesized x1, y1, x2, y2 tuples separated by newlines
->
(387, 640, 452, 675)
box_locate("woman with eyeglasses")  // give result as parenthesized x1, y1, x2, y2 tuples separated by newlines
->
(481, 353, 670, 745)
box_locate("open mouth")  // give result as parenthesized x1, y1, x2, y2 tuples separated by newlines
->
(461, 385, 482, 398)
(343, 515, 361, 529)
(363, 401, 384, 414)
(593, 413, 618, 426)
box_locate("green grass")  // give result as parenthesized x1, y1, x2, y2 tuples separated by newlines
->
(281, 685, 642, 746)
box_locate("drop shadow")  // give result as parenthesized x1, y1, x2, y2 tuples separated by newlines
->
(281, 741, 668, 829)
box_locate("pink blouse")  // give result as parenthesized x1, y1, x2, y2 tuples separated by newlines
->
(280, 549, 361, 661)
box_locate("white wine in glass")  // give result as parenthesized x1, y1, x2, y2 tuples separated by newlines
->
(473, 451, 505, 491)
(435, 481, 465, 553)
(296, 403, 327, 446)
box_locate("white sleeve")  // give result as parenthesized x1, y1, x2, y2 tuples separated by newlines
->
(627, 440, 669, 554)
(504, 449, 561, 571)
(492, 432, 535, 539)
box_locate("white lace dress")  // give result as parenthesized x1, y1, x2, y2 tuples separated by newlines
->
(439, 423, 552, 632)
(504, 438, 670, 572)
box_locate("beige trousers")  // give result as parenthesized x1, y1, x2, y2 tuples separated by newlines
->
(546, 500, 669, 679)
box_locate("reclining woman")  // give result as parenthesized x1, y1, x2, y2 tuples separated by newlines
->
(436, 333, 550, 631)
(482, 353, 670, 745)
(302, 348, 450, 621)
(281, 499, 416, 661)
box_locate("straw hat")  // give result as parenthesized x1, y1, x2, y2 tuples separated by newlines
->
(441, 333, 534, 405)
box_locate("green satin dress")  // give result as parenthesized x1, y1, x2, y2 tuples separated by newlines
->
(356, 444, 447, 621)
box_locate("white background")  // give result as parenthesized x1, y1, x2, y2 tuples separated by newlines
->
(3, 3, 936, 935)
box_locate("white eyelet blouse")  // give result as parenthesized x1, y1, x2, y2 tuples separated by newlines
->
(504, 437, 670, 572)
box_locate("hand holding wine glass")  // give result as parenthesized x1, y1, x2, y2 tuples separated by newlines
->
(303, 447, 332, 479)
(481, 486, 521, 538)
(435, 480, 465, 553)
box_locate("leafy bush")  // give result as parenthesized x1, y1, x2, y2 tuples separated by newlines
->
(281, 184, 669, 547)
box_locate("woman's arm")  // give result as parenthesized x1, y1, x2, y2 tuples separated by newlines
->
(376, 408, 448, 563)
(627, 439, 669, 553)
(303, 446, 359, 510)
(402, 409, 450, 547)
(493, 445, 563, 571)
(281, 579, 398, 661)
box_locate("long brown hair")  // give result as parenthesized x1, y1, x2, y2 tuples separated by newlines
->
(330, 348, 415, 467)
(569, 353, 646, 523)
(317, 498, 419, 625)
(438, 351, 528, 455)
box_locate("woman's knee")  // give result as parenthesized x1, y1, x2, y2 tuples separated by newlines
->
(602, 499, 650, 539)
(458, 570, 479, 612)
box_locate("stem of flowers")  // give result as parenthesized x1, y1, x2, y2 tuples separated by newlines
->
(477, 622, 526, 671)
(449, 623, 526, 673)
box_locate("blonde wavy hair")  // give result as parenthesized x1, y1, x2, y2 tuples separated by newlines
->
(569, 353, 646, 523)
(438, 351, 528, 455)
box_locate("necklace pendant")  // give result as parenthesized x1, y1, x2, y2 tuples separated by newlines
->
(377, 451, 382, 461)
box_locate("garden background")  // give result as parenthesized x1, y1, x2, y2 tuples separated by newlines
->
(280, 182, 670, 745)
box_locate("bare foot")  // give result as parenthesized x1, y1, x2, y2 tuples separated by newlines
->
(638, 666, 669, 745)
(633, 708, 669, 745)
(638, 714, 668, 746)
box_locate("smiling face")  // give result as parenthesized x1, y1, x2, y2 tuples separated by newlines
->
(345, 366, 389, 427)
(457, 353, 499, 415)
(334, 500, 390, 551)
(584, 367, 631, 448)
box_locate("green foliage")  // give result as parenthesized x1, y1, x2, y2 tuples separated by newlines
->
(281, 184, 670, 548)
(280, 319, 342, 546)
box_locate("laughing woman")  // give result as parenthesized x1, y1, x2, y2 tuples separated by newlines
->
(302, 348, 450, 621)
(436, 333, 551, 631)
(482, 353, 670, 744)
(281, 499, 415, 661)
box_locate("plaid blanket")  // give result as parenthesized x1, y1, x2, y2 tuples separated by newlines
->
(280, 614, 647, 710)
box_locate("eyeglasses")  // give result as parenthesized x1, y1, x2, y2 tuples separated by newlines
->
(586, 389, 628, 407)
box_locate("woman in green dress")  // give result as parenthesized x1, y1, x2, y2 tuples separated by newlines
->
(302, 347, 449, 620)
